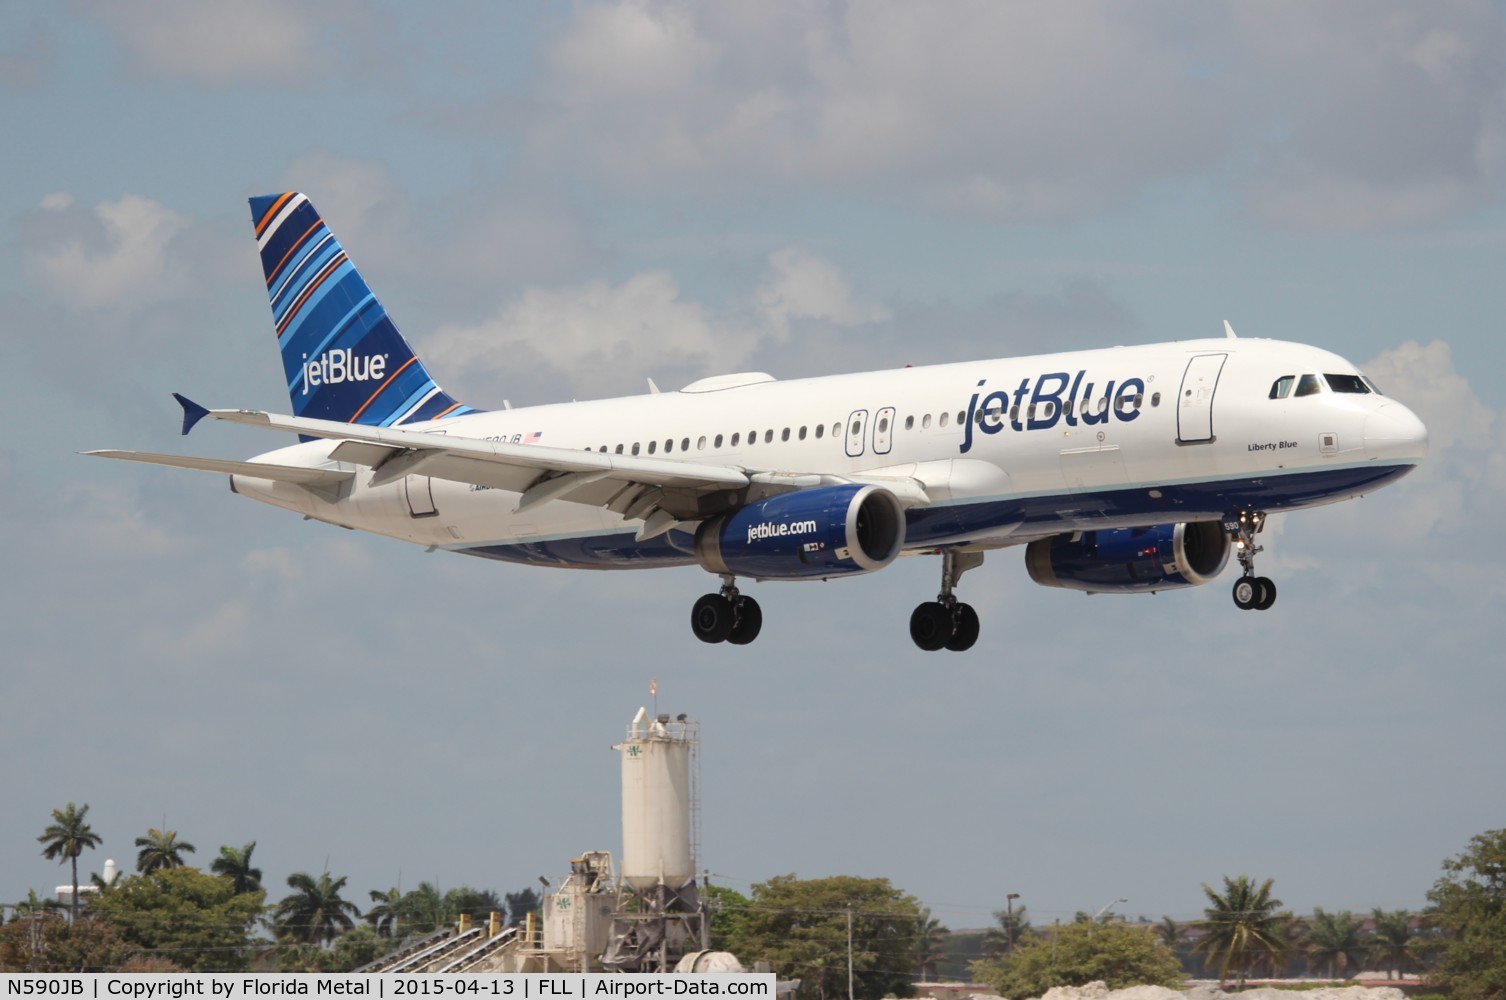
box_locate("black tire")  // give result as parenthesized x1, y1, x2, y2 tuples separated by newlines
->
(909, 602, 951, 651)
(945, 603, 980, 652)
(1254, 576, 1277, 611)
(1232, 576, 1259, 611)
(691, 593, 735, 643)
(727, 597, 763, 645)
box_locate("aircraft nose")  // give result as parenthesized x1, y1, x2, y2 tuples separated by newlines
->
(1364, 402, 1429, 463)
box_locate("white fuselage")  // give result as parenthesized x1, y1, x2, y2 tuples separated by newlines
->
(230, 337, 1426, 569)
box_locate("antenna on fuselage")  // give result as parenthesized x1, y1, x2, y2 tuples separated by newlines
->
(1223, 320, 1238, 339)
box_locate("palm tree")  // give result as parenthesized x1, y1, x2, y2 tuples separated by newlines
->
(1368, 909, 1414, 980)
(399, 881, 450, 936)
(134, 827, 196, 873)
(274, 871, 361, 945)
(367, 887, 403, 938)
(211, 842, 262, 894)
(37, 802, 103, 921)
(915, 907, 950, 980)
(1305, 908, 1366, 979)
(1192, 875, 1291, 988)
(982, 904, 1032, 957)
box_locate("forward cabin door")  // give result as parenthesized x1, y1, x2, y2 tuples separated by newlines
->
(1177, 354, 1228, 444)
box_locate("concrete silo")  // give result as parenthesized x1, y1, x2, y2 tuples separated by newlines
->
(617, 706, 696, 891)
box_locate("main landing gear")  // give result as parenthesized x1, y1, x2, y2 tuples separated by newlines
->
(690, 576, 763, 645)
(1227, 511, 1277, 611)
(910, 549, 985, 652)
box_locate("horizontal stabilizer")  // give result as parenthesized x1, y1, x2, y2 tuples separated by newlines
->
(84, 450, 354, 493)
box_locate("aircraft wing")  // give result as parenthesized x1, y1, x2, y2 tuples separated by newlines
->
(84, 450, 356, 502)
(185, 404, 755, 523)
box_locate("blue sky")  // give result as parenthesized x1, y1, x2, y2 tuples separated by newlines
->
(3, 1, 1505, 936)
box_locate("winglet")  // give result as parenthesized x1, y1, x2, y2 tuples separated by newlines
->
(173, 393, 210, 436)
(1223, 320, 1238, 339)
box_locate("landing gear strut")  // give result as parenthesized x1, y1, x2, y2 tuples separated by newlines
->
(910, 549, 984, 652)
(691, 575, 763, 645)
(1227, 511, 1277, 611)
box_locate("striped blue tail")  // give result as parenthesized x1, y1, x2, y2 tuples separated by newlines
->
(248, 192, 476, 425)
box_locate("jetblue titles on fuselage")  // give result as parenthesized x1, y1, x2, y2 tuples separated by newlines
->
(960, 369, 1147, 453)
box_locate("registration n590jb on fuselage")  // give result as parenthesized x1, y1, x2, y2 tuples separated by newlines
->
(91, 193, 1428, 651)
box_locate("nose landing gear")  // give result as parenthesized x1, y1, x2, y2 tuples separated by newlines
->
(1227, 511, 1277, 611)
(910, 549, 984, 651)
(691, 576, 763, 644)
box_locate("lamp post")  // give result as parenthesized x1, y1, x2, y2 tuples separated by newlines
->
(1089, 897, 1127, 940)
(1006, 893, 1020, 955)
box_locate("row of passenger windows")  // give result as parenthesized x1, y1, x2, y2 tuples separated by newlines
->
(1269, 372, 1382, 399)
(586, 392, 1161, 456)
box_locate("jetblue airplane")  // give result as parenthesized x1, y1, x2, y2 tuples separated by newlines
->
(90, 192, 1429, 651)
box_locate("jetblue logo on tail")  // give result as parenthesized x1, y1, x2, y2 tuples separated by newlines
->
(301, 349, 387, 396)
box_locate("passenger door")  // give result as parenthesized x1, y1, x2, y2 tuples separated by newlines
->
(1177, 354, 1227, 444)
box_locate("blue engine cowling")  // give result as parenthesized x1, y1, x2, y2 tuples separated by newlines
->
(695, 484, 906, 580)
(1024, 521, 1230, 594)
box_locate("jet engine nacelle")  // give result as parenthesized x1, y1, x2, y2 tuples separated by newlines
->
(1025, 521, 1230, 594)
(695, 484, 906, 580)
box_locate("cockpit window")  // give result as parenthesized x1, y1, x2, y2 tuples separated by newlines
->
(1269, 375, 1295, 399)
(1362, 375, 1384, 396)
(1324, 373, 1370, 394)
(1294, 374, 1323, 397)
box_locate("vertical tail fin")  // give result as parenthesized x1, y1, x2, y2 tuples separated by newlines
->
(248, 192, 476, 425)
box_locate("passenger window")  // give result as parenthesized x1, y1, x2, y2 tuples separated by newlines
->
(1269, 375, 1294, 399)
(599, 446, 607, 453)
(922, 414, 932, 429)
(1063, 400, 1073, 416)
(749, 429, 757, 445)
(615, 444, 624, 454)
(815, 424, 824, 439)
(730, 432, 740, 446)
(939, 412, 949, 427)
(1152, 392, 1161, 407)
(665, 439, 673, 453)
(879, 417, 889, 433)
(973, 410, 984, 425)
(1010, 405, 1019, 423)
(799, 426, 807, 440)
(905, 415, 914, 430)
(783, 428, 792, 441)
(631, 442, 640, 456)
(847, 421, 860, 437)
(1325, 373, 1370, 394)
(647, 441, 656, 454)
(714, 434, 723, 448)
(697, 436, 706, 450)
(1295, 374, 1323, 397)
(681, 437, 691, 452)
(957, 410, 965, 424)
(832, 422, 842, 438)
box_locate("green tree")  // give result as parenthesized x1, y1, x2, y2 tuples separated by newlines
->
(916, 907, 950, 981)
(133, 828, 196, 874)
(982, 905, 1033, 958)
(1428, 828, 1506, 1000)
(273, 871, 361, 945)
(367, 887, 403, 938)
(210, 842, 262, 895)
(970, 920, 1183, 996)
(722, 874, 924, 1000)
(1305, 908, 1366, 978)
(1192, 875, 1291, 988)
(37, 802, 103, 922)
(704, 884, 752, 951)
(279, 925, 387, 972)
(1367, 909, 1414, 980)
(0, 912, 131, 973)
(396, 881, 449, 936)
(505, 888, 541, 928)
(92, 867, 265, 972)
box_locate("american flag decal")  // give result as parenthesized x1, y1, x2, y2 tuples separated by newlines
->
(525, 431, 543, 444)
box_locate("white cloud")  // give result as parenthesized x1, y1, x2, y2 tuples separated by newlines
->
(26, 193, 188, 313)
(427, 246, 888, 401)
(83, 0, 329, 86)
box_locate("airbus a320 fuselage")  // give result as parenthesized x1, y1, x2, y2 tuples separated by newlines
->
(92, 192, 1429, 651)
